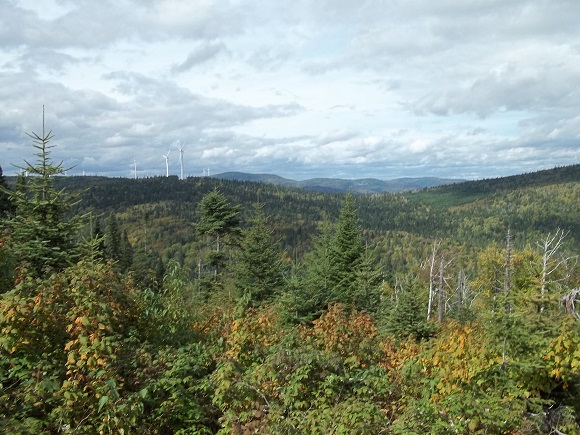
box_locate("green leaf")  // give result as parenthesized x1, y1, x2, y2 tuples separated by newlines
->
(98, 395, 109, 411)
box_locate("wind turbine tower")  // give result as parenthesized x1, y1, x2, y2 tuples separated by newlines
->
(178, 142, 185, 180)
(133, 158, 137, 179)
(163, 149, 171, 177)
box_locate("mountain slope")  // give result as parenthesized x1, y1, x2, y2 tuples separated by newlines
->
(211, 172, 463, 193)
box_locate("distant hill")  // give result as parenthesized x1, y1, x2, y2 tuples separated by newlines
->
(211, 171, 464, 193)
(409, 163, 580, 208)
(3, 163, 577, 260)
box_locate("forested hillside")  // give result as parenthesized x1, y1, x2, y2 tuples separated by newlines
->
(48, 163, 580, 268)
(209, 171, 464, 193)
(1, 129, 579, 434)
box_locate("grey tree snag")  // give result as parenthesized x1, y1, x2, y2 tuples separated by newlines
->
(505, 228, 512, 296)
(537, 228, 575, 313)
(426, 240, 440, 321)
(438, 257, 444, 323)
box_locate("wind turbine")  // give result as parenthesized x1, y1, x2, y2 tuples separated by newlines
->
(178, 142, 185, 180)
(163, 149, 171, 177)
(133, 158, 137, 179)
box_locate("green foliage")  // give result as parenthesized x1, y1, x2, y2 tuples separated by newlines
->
(235, 203, 286, 307)
(139, 344, 218, 434)
(383, 275, 436, 341)
(0, 259, 140, 432)
(211, 305, 392, 434)
(329, 193, 364, 301)
(0, 165, 14, 219)
(195, 188, 241, 248)
(0, 237, 15, 294)
(1, 134, 579, 433)
(130, 247, 164, 291)
(195, 189, 241, 283)
(289, 217, 336, 322)
(1, 114, 81, 278)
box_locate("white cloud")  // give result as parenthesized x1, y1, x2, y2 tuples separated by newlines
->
(0, 0, 579, 179)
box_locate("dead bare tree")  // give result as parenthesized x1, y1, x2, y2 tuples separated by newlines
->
(536, 228, 577, 313)
(424, 241, 454, 322)
(505, 228, 512, 296)
(426, 240, 441, 321)
(455, 269, 482, 309)
(561, 288, 579, 320)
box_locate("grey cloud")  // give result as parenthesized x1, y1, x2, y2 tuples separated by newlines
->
(413, 61, 580, 117)
(0, 68, 306, 176)
(0, 0, 250, 52)
(1, 0, 578, 180)
(315, 129, 358, 145)
(172, 41, 227, 73)
(18, 47, 81, 73)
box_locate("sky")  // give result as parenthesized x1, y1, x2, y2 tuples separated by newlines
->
(1, 0, 579, 180)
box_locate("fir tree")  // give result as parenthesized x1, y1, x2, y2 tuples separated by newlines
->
(292, 217, 336, 322)
(350, 243, 383, 313)
(195, 188, 241, 278)
(384, 275, 435, 341)
(119, 229, 134, 273)
(89, 215, 106, 257)
(104, 213, 121, 264)
(234, 203, 286, 307)
(329, 192, 365, 303)
(2, 109, 81, 277)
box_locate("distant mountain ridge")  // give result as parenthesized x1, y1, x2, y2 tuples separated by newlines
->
(211, 171, 464, 193)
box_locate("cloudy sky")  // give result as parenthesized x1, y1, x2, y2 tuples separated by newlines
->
(1, 0, 579, 180)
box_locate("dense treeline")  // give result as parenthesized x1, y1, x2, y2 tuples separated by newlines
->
(0, 122, 579, 433)
(27, 162, 579, 265)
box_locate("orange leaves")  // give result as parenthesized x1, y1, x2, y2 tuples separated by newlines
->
(224, 306, 283, 363)
(309, 303, 377, 366)
(419, 322, 494, 400)
(379, 337, 420, 373)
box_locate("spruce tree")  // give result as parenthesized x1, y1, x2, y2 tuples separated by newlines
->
(329, 192, 364, 303)
(104, 213, 121, 263)
(384, 275, 435, 341)
(351, 244, 383, 313)
(195, 188, 241, 277)
(292, 217, 336, 322)
(234, 203, 285, 307)
(2, 109, 81, 277)
(119, 228, 134, 272)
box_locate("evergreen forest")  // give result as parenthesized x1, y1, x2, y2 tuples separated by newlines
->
(0, 121, 579, 433)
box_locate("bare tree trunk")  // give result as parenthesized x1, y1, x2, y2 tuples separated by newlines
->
(505, 228, 512, 296)
(537, 228, 573, 313)
(427, 241, 440, 321)
(457, 270, 464, 306)
(438, 257, 444, 322)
